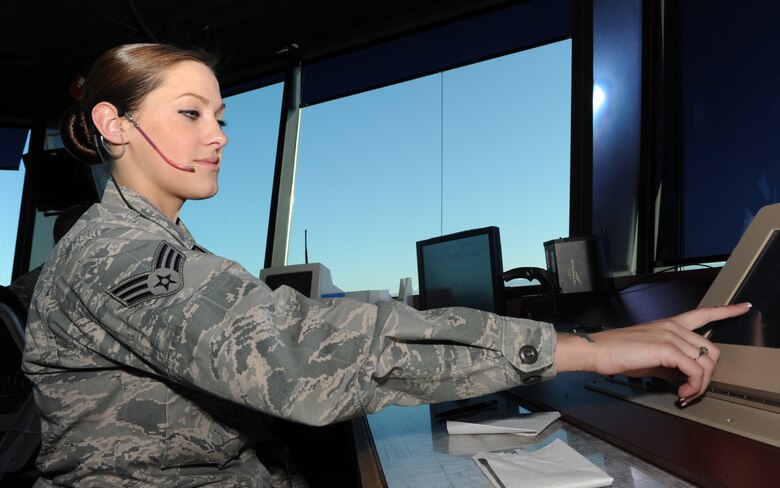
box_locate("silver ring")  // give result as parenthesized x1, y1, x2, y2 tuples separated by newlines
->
(694, 345, 709, 360)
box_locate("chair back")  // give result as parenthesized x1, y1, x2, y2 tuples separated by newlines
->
(0, 287, 40, 481)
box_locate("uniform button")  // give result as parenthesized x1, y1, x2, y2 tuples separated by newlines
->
(524, 376, 542, 385)
(519, 345, 539, 364)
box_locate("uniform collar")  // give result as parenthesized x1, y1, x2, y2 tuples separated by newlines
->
(102, 180, 199, 250)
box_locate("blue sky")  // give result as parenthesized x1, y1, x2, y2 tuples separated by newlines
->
(1, 137, 28, 285)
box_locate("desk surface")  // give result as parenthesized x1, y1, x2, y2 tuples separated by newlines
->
(365, 394, 695, 488)
(352, 270, 780, 488)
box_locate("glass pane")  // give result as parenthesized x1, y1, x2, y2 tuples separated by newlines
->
(592, 0, 642, 273)
(292, 78, 441, 293)
(179, 83, 283, 276)
(0, 132, 29, 285)
(292, 41, 571, 294)
(442, 41, 571, 274)
(681, 0, 780, 259)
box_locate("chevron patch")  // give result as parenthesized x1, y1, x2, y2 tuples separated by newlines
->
(108, 242, 185, 307)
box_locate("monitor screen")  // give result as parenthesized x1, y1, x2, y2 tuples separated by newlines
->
(260, 263, 343, 299)
(416, 226, 504, 314)
(264, 271, 314, 298)
(707, 229, 780, 348)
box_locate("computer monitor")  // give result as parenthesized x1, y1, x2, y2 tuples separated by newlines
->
(260, 263, 343, 299)
(699, 202, 780, 411)
(416, 226, 505, 314)
(22, 149, 99, 213)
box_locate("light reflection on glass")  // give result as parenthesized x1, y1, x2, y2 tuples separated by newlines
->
(593, 84, 606, 116)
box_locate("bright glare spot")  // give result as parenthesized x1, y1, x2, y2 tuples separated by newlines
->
(593, 84, 606, 114)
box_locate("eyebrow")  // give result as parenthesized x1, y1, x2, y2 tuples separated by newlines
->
(177, 92, 226, 112)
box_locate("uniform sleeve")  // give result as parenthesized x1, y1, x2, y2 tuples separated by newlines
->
(77, 239, 557, 426)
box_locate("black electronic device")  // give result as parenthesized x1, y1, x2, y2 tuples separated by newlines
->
(0, 127, 28, 171)
(543, 235, 610, 294)
(416, 226, 505, 314)
(22, 149, 100, 213)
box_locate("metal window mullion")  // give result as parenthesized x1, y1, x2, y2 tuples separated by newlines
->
(265, 60, 302, 268)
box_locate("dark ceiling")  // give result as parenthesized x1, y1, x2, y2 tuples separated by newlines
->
(0, 0, 512, 126)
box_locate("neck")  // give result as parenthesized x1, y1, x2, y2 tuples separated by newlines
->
(112, 173, 185, 223)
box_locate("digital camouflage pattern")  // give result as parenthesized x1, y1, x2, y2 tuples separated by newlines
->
(23, 181, 556, 487)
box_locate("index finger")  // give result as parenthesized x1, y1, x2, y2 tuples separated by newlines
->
(672, 303, 752, 331)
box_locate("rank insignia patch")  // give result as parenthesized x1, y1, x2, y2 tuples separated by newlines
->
(108, 242, 185, 306)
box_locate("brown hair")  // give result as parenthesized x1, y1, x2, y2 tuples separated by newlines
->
(61, 43, 218, 164)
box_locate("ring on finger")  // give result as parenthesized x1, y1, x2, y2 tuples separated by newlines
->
(694, 345, 709, 361)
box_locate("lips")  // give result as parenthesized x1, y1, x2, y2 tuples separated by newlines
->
(194, 157, 220, 169)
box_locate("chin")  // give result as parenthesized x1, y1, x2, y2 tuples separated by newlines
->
(187, 184, 219, 201)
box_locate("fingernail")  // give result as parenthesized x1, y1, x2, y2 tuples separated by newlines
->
(676, 398, 688, 408)
(740, 302, 753, 308)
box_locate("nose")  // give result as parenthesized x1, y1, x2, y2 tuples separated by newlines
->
(208, 120, 228, 149)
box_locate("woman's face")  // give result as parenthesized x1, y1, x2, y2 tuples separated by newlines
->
(122, 60, 227, 213)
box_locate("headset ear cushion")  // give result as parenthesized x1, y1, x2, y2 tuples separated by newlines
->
(59, 105, 101, 165)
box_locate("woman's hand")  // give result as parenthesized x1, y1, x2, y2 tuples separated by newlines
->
(554, 302, 751, 404)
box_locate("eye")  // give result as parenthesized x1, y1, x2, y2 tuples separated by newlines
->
(217, 119, 228, 129)
(178, 109, 200, 120)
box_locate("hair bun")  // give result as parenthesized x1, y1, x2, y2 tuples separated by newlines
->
(59, 105, 101, 165)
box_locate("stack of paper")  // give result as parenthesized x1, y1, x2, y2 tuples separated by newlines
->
(473, 438, 614, 488)
(447, 411, 561, 436)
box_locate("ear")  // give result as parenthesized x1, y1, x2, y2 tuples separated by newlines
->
(91, 102, 128, 145)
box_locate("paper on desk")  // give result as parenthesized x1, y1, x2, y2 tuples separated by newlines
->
(447, 411, 560, 435)
(473, 438, 613, 488)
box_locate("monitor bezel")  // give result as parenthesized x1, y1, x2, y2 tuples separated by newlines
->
(416, 226, 505, 314)
(699, 202, 780, 407)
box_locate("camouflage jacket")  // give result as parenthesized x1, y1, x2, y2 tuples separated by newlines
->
(22, 181, 556, 487)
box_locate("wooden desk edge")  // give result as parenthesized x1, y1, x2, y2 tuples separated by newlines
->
(351, 416, 388, 488)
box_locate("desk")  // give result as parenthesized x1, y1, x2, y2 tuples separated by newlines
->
(351, 270, 780, 487)
(357, 393, 695, 487)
